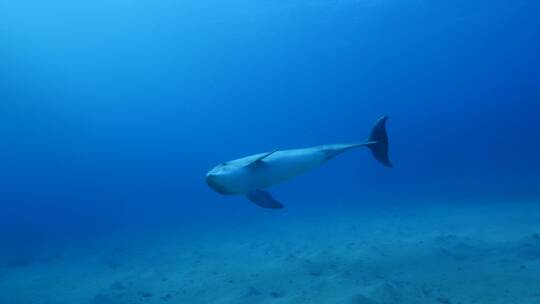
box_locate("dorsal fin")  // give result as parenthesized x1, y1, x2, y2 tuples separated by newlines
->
(248, 149, 278, 166)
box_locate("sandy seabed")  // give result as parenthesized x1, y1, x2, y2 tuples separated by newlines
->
(1, 200, 540, 304)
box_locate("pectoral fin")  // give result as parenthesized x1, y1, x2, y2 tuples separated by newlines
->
(247, 149, 278, 167)
(246, 190, 284, 209)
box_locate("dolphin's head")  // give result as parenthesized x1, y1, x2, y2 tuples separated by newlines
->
(206, 161, 245, 195)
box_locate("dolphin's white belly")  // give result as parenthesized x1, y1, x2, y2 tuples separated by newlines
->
(238, 147, 328, 191)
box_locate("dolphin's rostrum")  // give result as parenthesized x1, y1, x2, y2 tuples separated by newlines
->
(206, 116, 392, 209)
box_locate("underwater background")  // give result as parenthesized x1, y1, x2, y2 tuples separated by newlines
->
(1, 0, 540, 303)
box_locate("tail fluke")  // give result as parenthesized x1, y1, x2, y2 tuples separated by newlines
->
(366, 116, 392, 168)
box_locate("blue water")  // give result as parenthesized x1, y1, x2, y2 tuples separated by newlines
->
(1, 0, 540, 303)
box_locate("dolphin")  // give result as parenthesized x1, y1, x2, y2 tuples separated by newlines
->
(206, 116, 392, 209)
